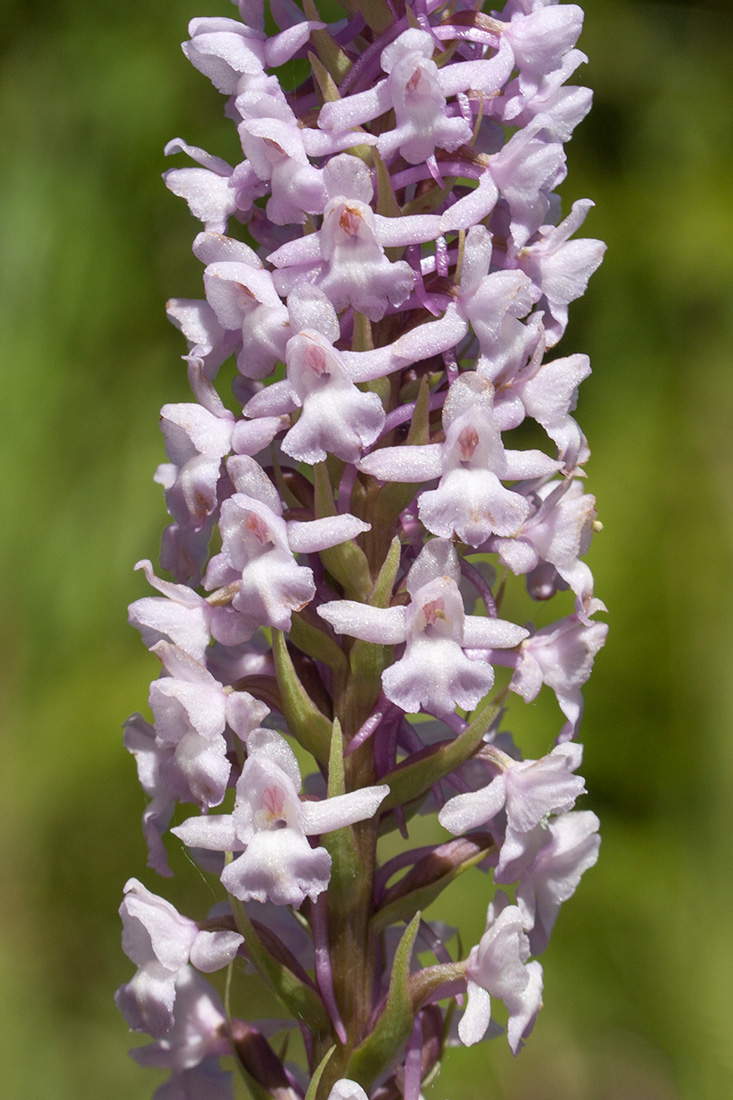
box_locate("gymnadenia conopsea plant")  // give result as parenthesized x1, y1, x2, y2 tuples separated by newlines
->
(117, 1, 607, 1097)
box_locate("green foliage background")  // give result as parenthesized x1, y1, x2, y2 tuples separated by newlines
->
(1, 1, 732, 1097)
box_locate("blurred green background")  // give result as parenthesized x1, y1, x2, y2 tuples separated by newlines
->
(1, 0, 732, 1097)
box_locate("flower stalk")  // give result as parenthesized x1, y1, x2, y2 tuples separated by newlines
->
(118, 1, 607, 1098)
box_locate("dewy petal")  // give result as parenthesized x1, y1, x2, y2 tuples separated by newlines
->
(282, 327, 386, 462)
(505, 959, 543, 1054)
(287, 514, 371, 554)
(221, 827, 333, 907)
(405, 538, 461, 593)
(419, 467, 530, 546)
(115, 961, 177, 1038)
(457, 980, 492, 1047)
(506, 5, 584, 96)
(150, 675, 226, 745)
(439, 774, 507, 835)
(164, 167, 237, 233)
(123, 714, 177, 876)
(461, 900, 540, 1053)
(129, 561, 210, 663)
(189, 930, 243, 973)
(161, 729, 231, 813)
(246, 726, 302, 790)
(504, 744, 585, 834)
(327, 1082, 369, 1100)
(382, 635, 494, 716)
(318, 83, 392, 134)
(120, 879, 197, 971)
(172, 815, 242, 852)
(182, 19, 267, 94)
(317, 602, 407, 645)
(462, 617, 528, 649)
(160, 403, 234, 463)
(358, 444, 443, 483)
(299, 785, 389, 835)
(516, 810, 600, 955)
(130, 966, 231, 1073)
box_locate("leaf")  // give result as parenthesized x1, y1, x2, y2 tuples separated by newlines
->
(231, 895, 331, 1041)
(373, 149, 403, 257)
(327, 716, 346, 799)
(338, 0, 394, 35)
(303, 0, 352, 83)
(369, 536, 401, 609)
(314, 463, 372, 600)
(370, 835, 495, 934)
(406, 375, 432, 447)
(309, 50, 341, 105)
(322, 718, 364, 901)
(229, 1020, 293, 1100)
(304, 1046, 337, 1100)
(272, 629, 332, 764)
(347, 636, 392, 725)
(347, 914, 421, 1086)
(289, 606, 349, 674)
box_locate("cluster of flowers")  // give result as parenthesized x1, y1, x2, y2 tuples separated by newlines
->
(117, 1, 607, 1098)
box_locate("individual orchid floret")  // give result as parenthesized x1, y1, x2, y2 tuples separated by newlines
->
(497, 3, 585, 99)
(488, 350, 592, 473)
(182, 15, 319, 97)
(319, 539, 527, 715)
(203, 489, 315, 634)
(360, 374, 558, 548)
(511, 615, 609, 741)
(488, 116, 566, 249)
(236, 89, 328, 225)
(318, 31, 514, 145)
(115, 879, 243, 1039)
(419, 374, 559, 545)
(155, 400, 235, 532)
(166, 297, 239, 382)
(376, 29, 475, 164)
(167, 229, 275, 379)
(129, 559, 212, 664)
(500, 47, 592, 141)
(457, 225, 541, 378)
(204, 456, 370, 635)
(268, 154, 442, 319)
(281, 328, 386, 463)
(243, 285, 385, 463)
(149, 640, 269, 810)
(123, 713, 179, 877)
(489, 479, 602, 619)
(379, 30, 474, 163)
(515, 809, 600, 954)
(163, 137, 266, 233)
(439, 742, 586, 874)
(203, 257, 290, 379)
(514, 198, 606, 346)
(459, 892, 543, 1053)
(172, 729, 389, 907)
(131, 966, 233, 1099)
